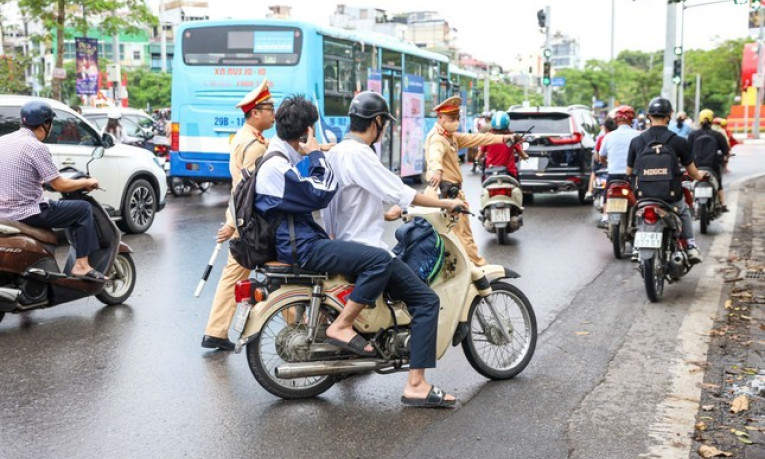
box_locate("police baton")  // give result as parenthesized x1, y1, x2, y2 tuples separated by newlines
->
(194, 242, 222, 298)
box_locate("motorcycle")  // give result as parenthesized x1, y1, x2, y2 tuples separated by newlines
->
(693, 168, 722, 234)
(592, 169, 609, 212)
(0, 148, 137, 324)
(633, 199, 695, 302)
(479, 165, 524, 244)
(605, 179, 637, 259)
(229, 206, 537, 400)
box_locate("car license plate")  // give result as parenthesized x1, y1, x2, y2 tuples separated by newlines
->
(634, 231, 662, 249)
(491, 208, 511, 222)
(520, 157, 539, 171)
(232, 303, 252, 333)
(695, 186, 713, 198)
(606, 198, 628, 213)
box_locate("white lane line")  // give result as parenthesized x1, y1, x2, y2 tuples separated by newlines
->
(641, 194, 737, 458)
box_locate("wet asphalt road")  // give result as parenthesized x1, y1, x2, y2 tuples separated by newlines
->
(1, 145, 761, 458)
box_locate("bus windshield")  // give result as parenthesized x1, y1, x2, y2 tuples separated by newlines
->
(182, 26, 302, 66)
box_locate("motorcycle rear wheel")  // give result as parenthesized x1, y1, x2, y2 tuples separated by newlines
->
(610, 222, 626, 259)
(462, 282, 537, 380)
(497, 227, 507, 245)
(170, 177, 191, 197)
(699, 204, 709, 235)
(642, 251, 664, 302)
(247, 302, 337, 399)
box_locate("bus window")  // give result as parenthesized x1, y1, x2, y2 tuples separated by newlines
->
(382, 49, 401, 69)
(182, 26, 302, 65)
(324, 38, 355, 116)
(354, 43, 377, 93)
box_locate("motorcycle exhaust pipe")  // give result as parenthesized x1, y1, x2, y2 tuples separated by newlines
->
(0, 287, 20, 304)
(275, 359, 390, 379)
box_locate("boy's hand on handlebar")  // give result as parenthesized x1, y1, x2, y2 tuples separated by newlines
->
(298, 126, 320, 155)
(445, 199, 468, 214)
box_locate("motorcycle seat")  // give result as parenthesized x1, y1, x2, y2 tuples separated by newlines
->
(0, 219, 58, 245)
(483, 175, 520, 188)
(260, 261, 325, 277)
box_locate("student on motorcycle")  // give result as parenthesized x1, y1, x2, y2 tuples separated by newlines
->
(596, 105, 640, 227)
(321, 91, 466, 407)
(688, 109, 730, 212)
(474, 111, 529, 181)
(626, 97, 707, 264)
(255, 95, 394, 360)
(0, 100, 105, 281)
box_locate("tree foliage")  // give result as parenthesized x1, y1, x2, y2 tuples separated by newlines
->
(0, 55, 33, 94)
(478, 79, 543, 111)
(126, 69, 171, 110)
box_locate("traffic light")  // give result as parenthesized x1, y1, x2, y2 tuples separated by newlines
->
(672, 59, 682, 85)
(542, 61, 551, 86)
(537, 9, 546, 28)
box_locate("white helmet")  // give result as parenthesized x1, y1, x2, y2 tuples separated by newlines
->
(107, 109, 122, 120)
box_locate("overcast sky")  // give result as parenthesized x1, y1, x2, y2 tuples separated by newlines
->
(154, 0, 751, 68)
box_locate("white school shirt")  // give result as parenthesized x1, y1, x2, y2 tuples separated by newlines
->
(321, 137, 417, 251)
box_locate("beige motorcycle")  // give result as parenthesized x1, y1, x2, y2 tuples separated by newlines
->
(230, 207, 537, 399)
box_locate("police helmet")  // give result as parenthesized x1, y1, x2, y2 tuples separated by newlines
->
(490, 112, 510, 131)
(348, 91, 396, 122)
(646, 97, 672, 117)
(20, 100, 56, 127)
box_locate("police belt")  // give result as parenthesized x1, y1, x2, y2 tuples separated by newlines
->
(438, 181, 461, 199)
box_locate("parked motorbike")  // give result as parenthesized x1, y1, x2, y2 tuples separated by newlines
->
(230, 206, 537, 400)
(605, 179, 637, 259)
(633, 199, 695, 302)
(592, 169, 609, 212)
(0, 149, 137, 324)
(479, 166, 524, 244)
(693, 168, 722, 234)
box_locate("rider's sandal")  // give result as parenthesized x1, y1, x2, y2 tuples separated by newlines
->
(401, 385, 457, 408)
(325, 335, 376, 357)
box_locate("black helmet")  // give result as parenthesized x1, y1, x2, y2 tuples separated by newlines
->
(348, 91, 396, 122)
(646, 97, 672, 117)
(20, 100, 55, 127)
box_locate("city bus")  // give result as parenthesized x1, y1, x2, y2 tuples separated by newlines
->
(448, 64, 483, 157)
(169, 18, 474, 183)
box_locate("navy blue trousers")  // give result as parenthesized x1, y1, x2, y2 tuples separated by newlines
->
(386, 258, 439, 369)
(22, 200, 99, 258)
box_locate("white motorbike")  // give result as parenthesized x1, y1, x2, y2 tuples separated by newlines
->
(479, 166, 524, 244)
(229, 206, 537, 400)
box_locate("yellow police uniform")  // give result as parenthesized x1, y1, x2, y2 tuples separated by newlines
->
(204, 80, 273, 340)
(425, 96, 507, 266)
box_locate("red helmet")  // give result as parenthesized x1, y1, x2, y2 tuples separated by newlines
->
(614, 105, 636, 122)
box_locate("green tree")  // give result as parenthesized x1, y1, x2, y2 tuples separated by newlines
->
(18, 0, 157, 101)
(683, 38, 749, 117)
(126, 68, 171, 109)
(478, 79, 542, 111)
(0, 55, 33, 94)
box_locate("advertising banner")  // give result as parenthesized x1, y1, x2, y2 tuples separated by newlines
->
(401, 74, 425, 177)
(75, 37, 99, 95)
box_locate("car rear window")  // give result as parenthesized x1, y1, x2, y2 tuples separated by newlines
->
(508, 112, 571, 134)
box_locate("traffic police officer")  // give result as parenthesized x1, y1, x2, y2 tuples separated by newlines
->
(425, 96, 518, 266)
(202, 79, 275, 350)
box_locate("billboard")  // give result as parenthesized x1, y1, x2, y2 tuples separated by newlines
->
(75, 37, 99, 95)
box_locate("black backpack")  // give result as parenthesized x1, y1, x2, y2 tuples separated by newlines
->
(228, 151, 287, 270)
(634, 131, 680, 203)
(392, 217, 445, 285)
(691, 130, 720, 169)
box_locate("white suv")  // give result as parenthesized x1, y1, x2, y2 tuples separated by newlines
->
(0, 96, 167, 233)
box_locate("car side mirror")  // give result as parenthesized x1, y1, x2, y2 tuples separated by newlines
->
(102, 132, 115, 148)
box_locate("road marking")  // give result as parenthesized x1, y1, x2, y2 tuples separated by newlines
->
(642, 194, 737, 458)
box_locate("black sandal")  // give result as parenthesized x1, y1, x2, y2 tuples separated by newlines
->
(401, 385, 457, 408)
(325, 335, 376, 357)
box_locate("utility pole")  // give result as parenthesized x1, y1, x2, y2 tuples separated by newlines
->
(544, 5, 552, 106)
(661, 2, 678, 105)
(678, 3, 685, 114)
(113, 32, 121, 106)
(609, 0, 615, 109)
(693, 73, 701, 123)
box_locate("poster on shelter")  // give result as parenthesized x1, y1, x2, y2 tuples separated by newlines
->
(75, 37, 99, 95)
(401, 74, 424, 177)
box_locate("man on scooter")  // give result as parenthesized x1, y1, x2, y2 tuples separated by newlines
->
(597, 105, 640, 228)
(0, 100, 105, 281)
(322, 91, 467, 407)
(626, 97, 707, 264)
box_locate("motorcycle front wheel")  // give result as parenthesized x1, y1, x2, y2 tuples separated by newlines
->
(96, 253, 137, 305)
(248, 301, 338, 399)
(642, 251, 664, 302)
(462, 282, 537, 380)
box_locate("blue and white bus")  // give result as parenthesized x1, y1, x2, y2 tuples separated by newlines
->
(169, 19, 480, 182)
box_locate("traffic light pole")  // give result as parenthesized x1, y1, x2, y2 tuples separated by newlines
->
(661, 2, 677, 106)
(544, 5, 551, 106)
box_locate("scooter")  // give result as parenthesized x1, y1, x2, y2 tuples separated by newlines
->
(230, 206, 537, 400)
(0, 148, 137, 324)
(693, 167, 722, 234)
(592, 169, 609, 212)
(605, 179, 637, 259)
(633, 199, 695, 302)
(479, 164, 524, 245)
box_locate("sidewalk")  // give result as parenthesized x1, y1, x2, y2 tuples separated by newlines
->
(691, 176, 765, 458)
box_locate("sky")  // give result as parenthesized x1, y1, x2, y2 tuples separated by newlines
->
(152, 0, 752, 69)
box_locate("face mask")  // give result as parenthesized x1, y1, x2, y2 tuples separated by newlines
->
(442, 119, 460, 132)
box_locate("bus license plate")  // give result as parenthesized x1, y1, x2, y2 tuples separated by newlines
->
(232, 303, 252, 333)
(491, 208, 511, 223)
(606, 198, 628, 213)
(695, 186, 713, 198)
(520, 157, 539, 171)
(634, 231, 662, 249)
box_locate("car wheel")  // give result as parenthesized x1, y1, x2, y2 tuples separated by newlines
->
(523, 192, 534, 206)
(117, 179, 156, 234)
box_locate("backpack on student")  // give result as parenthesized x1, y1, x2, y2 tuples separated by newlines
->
(691, 130, 720, 169)
(228, 151, 287, 270)
(392, 217, 445, 285)
(633, 131, 680, 203)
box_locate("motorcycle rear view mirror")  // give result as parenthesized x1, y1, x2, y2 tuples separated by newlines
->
(86, 146, 105, 176)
